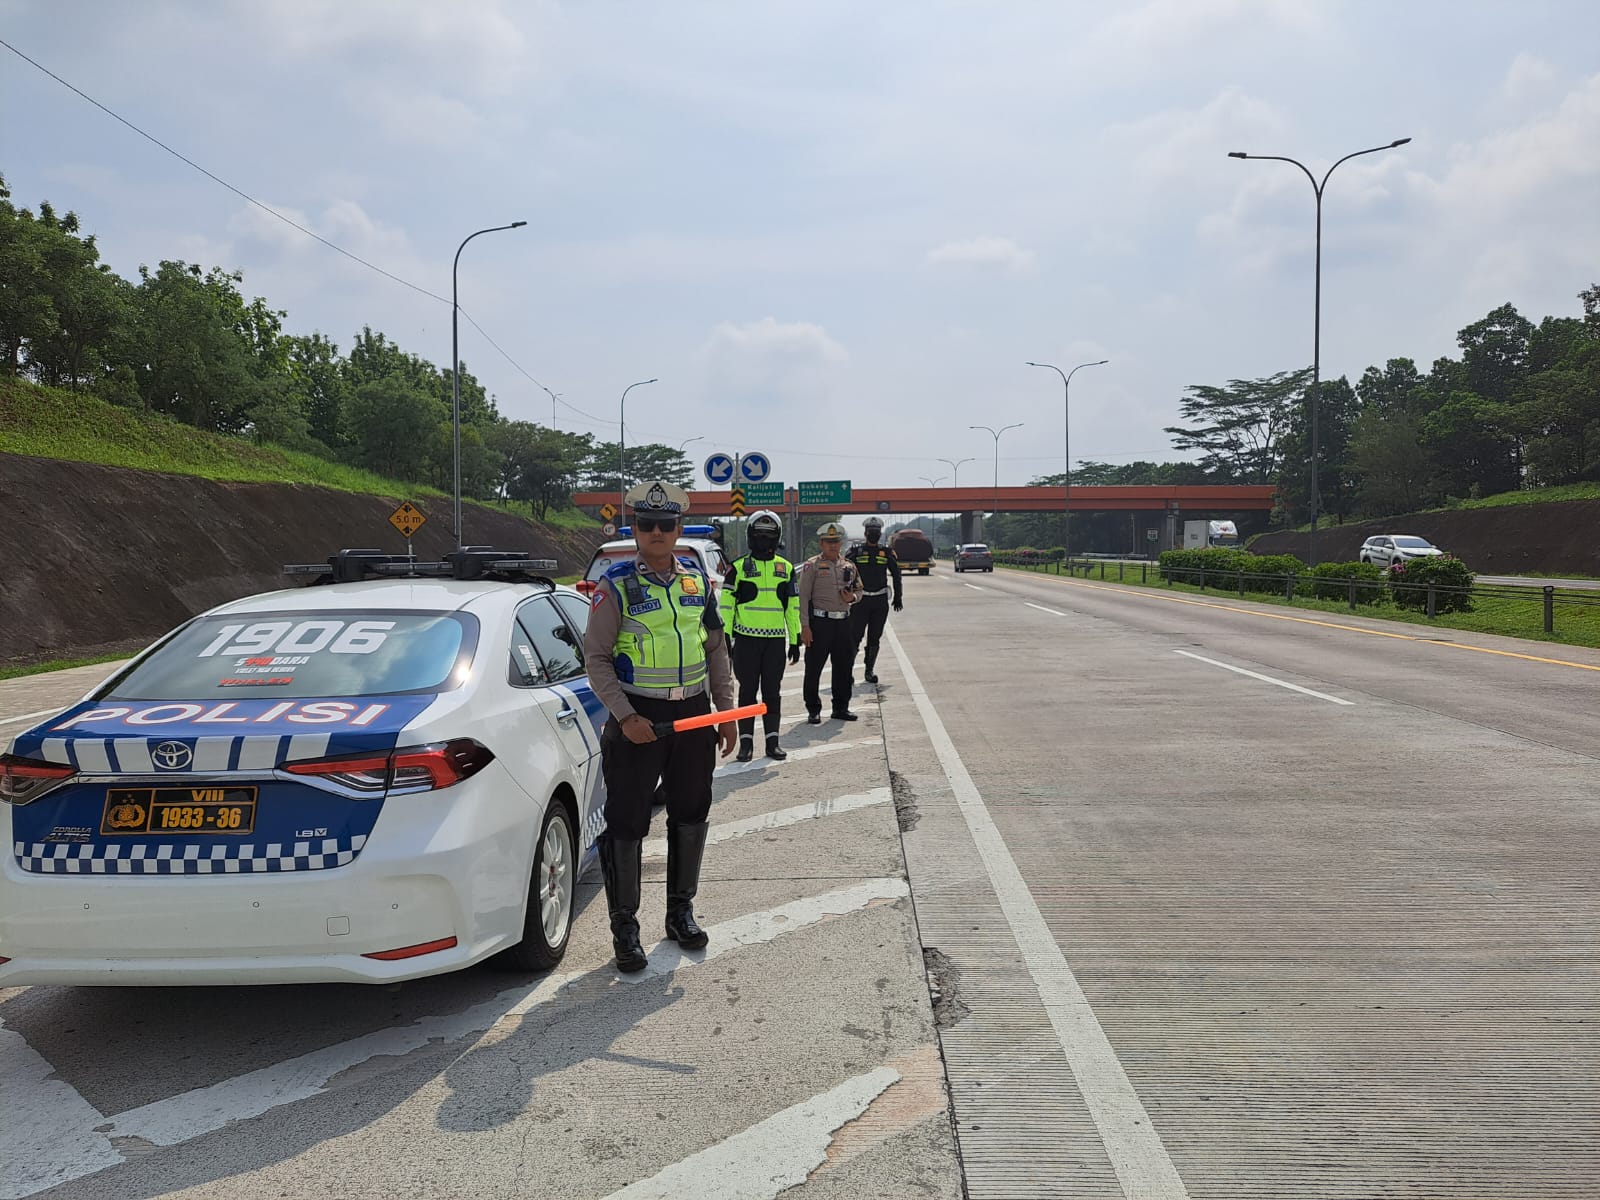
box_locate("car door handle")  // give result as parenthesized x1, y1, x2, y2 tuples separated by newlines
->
(555, 707, 580, 727)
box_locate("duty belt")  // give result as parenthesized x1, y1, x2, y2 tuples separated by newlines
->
(811, 608, 850, 620)
(861, 587, 890, 597)
(621, 681, 707, 700)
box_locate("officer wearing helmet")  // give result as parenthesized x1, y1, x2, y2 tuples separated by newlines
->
(583, 480, 737, 973)
(846, 515, 903, 685)
(798, 520, 863, 722)
(719, 509, 801, 761)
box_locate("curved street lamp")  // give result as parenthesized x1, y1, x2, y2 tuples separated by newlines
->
(938, 457, 974, 489)
(1228, 137, 1410, 564)
(452, 220, 527, 546)
(970, 423, 1023, 540)
(618, 378, 659, 515)
(1026, 358, 1108, 559)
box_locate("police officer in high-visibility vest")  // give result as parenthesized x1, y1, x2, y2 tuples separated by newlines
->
(846, 515, 903, 685)
(798, 520, 863, 723)
(583, 481, 737, 973)
(720, 509, 801, 762)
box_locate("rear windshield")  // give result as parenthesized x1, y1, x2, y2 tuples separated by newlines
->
(101, 610, 478, 700)
(963, 544, 990, 553)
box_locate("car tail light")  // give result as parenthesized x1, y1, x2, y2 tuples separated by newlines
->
(283, 739, 494, 795)
(362, 936, 458, 961)
(0, 754, 77, 806)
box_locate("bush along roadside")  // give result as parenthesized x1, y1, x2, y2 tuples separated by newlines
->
(1155, 549, 1473, 612)
(1389, 555, 1476, 613)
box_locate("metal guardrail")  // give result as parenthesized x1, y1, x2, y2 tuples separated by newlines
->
(1000, 557, 1600, 635)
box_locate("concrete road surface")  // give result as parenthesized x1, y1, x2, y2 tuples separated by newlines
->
(4, 571, 1598, 1197)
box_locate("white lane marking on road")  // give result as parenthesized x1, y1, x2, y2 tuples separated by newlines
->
(1171, 649, 1354, 706)
(601, 1067, 900, 1199)
(0, 708, 62, 729)
(885, 625, 1190, 1199)
(0, 1025, 122, 1200)
(1024, 602, 1066, 617)
(715, 738, 874, 778)
(644, 788, 891, 859)
(962, 583, 985, 591)
(100, 879, 908, 1152)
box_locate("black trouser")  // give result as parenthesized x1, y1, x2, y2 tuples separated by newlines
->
(601, 693, 716, 841)
(803, 615, 855, 715)
(733, 636, 785, 737)
(851, 593, 891, 674)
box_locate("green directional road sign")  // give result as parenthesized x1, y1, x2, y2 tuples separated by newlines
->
(742, 481, 784, 506)
(798, 480, 852, 506)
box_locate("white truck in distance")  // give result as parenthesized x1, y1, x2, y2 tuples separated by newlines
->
(1183, 519, 1240, 550)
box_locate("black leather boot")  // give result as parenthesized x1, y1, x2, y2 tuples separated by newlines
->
(664, 821, 711, 950)
(735, 735, 754, 763)
(765, 734, 787, 760)
(598, 833, 648, 972)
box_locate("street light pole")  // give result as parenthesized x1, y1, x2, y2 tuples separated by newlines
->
(677, 436, 704, 454)
(938, 457, 974, 489)
(970, 423, 1022, 542)
(540, 385, 563, 430)
(918, 476, 945, 548)
(618, 378, 659, 516)
(452, 220, 527, 547)
(1026, 358, 1107, 560)
(1228, 137, 1410, 565)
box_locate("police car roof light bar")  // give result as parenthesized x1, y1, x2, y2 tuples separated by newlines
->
(615, 523, 716, 539)
(284, 548, 558, 587)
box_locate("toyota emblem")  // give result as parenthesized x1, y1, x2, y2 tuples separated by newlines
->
(152, 741, 193, 771)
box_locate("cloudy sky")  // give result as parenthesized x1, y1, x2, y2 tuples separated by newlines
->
(4, 1, 1597, 495)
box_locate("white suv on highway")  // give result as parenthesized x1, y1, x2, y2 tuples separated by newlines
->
(1359, 534, 1444, 569)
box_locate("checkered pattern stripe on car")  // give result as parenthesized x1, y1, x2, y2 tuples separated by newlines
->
(13, 836, 369, 874)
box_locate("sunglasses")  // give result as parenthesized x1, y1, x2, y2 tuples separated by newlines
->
(636, 517, 678, 533)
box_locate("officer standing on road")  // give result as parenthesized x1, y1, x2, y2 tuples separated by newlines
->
(798, 521, 863, 723)
(846, 515, 903, 685)
(584, 481, 738, 973)
(720, 510, 801, 762)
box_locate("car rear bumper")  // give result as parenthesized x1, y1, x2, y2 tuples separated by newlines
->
(0, 767, 539, 985)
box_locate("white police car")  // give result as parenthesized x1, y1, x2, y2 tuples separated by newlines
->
(578, 524, 732, 598)
(0, 549, 608, 986)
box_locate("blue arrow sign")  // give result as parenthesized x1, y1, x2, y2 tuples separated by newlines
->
(704, 453, 736, 486)
(739, 452, 771, 484)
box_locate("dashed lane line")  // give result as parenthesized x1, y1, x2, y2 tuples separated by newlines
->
(1172, 648, 1354, 706)
(962, 583, 985, 591)
(643, 788, 891, 860)
(601, 1067, 901, 1199)
(0, 708, 64, 729)
(3, 878, 909, 1196)
(998, 570, 1600, 674)
(1023, 601, 1067, 617)
(885, 624, 1190, 1198)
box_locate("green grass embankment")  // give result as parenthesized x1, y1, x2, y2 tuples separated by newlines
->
(0, 377, 598, 530)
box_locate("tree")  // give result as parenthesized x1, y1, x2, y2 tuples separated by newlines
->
(284, 332, 349, 452)
(1163, 369, 1309, 485)
(343, 374, 443, 480)
(580, 441, 693, 493)
(1276, 376, 1358, 524)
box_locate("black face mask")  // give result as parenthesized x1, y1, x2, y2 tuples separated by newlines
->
(865, 529, 882, 544)
(748, 531, 779, 558)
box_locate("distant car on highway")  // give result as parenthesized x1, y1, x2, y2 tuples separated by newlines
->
(0, 548, 606, 986)
(954, 543, 994, 573)
(1359, 534, 1445, 569)
(579, 524, 732, 597)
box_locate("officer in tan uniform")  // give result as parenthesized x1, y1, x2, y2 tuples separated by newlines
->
(584, 480, 737, 972)
(797, 520, 863, 723)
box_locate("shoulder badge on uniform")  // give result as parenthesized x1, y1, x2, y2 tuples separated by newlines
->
(774, 561, 789, 577)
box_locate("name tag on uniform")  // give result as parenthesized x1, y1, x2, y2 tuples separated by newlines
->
(679, 595, 706, 607)
(628, 600, 663, 616)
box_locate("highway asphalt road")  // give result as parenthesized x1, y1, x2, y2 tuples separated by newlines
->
(4, 568, 1598, 1197)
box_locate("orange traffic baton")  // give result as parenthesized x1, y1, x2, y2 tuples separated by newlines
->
(650, 702, 766, 738)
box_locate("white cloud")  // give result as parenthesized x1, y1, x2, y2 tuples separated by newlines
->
(926, 236, 1037, 275)
(1503, 53, 1558, 104)
(697, 318, 848, 410)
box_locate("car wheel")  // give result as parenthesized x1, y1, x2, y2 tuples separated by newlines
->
(495, 801, 575, 971)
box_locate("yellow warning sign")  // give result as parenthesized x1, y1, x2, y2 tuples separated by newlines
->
(599, 502, 618, 522)
(729, 486, 746, 517)
(388, 501, 427, 538)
